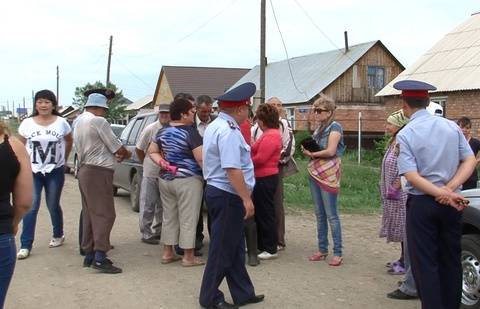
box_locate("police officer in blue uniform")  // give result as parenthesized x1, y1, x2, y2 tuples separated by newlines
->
(395, 80, 476, 309)
(199, 83, 264, 309)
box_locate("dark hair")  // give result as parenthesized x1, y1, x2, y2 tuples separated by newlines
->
(255, 104, 279, 129)
(174, 92, 195, 102)
(405, 97, 429, 109)
(457, 116, 472, 128)
(32, 89, 61, 116)
(196, 95, 213, 106)
(170, 98, 194, 121)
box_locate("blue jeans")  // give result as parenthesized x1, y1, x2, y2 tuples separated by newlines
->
(21, 167, 65, 250)
(309, 177, 343, 256)
(0, 233, 16, 309)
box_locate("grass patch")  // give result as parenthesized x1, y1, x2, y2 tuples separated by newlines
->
(284, 155, 381, 214)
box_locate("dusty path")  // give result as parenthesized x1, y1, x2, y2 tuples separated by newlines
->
(7, 175, 419, 309)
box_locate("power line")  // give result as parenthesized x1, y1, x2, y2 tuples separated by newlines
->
(269, 0, 309, 100)
(113, 55, 156, 92)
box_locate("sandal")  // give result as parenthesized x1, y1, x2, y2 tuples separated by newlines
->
(328, 256, 343, 266)
(308, 252, 328, 261)
(161, 256, 181, 264)
(182, 257, 206, 267)
(388, 263, 406, 275)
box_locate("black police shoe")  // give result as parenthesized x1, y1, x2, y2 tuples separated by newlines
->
(237, 294, 265, 306)
(83, 257, 113, 268)
(92, 259, 122, 274)
(204, 301, 238, 309)
(387, 289, 418, 300)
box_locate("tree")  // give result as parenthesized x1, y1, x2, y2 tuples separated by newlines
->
(72, 81, 129, 123)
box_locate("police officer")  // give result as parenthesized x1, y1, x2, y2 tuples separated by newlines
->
(395, 80, 476, 309)
(199, 83, 264, 309)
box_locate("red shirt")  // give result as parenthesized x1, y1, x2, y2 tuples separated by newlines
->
(251, 128, 282, 177)
(240, 120, 252, 145)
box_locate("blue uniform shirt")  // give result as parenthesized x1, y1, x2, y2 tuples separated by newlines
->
(202, 112, 255, 195)
(397, 109, 473, 194)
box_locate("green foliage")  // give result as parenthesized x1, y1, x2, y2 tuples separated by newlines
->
(293, 130, 311, 159)
(73, 81, 128, 123)
(284, 157, 381, 214)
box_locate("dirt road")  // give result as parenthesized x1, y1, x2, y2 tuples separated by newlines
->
(6, 175, 419, 309)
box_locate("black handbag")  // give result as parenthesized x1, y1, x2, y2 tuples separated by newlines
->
(300, 137, 321, 152)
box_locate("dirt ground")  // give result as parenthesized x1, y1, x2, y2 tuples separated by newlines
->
(6, 175, 420, 309)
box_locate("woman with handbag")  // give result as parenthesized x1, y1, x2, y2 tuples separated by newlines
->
(379, 109, 409, 275)
(301, 94, 345, 266)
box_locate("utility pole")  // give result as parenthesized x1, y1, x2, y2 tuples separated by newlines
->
(260, 0, 266, 103)
(106, 35, 113, 87)
(56, 65, 59, 104)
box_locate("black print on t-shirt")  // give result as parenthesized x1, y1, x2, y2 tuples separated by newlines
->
(32, 141, 58, 164)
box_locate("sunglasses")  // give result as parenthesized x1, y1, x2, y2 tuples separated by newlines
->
(314, 108, 328, 114)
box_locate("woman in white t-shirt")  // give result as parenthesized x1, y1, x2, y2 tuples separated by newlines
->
(16, 90, 73, 260)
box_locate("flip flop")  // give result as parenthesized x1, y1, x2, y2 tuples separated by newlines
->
(182, 258, 205, 267)
(328, 256, 343, 266)
(161, 256, 181, 264)
(386, 260, 401, 268)
(308, 252, 328, 261)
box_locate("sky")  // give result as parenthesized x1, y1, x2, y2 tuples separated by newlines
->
(0, 0, 478, 111)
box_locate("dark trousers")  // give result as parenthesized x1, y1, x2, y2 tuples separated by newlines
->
(407, 195, 462, 309)
(78, 165, 116, 253)
(199, 185, 255, 307)
(0, 233, 16, 309)
(195, 181, 210, 249)
(253, 174, 279, 254)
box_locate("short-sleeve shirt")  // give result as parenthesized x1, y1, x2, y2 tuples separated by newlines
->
(73, 111, 123, 170)
(18, 116, 72, 174)
(136, 121, 162, 178)
(203, 112, 255, 194)
(153, 125, 202, 180)
(312, 121, 346, 157)
(465, 137, 480, 185)
(397, 109, 473, 194)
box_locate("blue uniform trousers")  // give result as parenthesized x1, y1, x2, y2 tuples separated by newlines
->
(406, 195, 462, 309)
(199, 185, 255, 307)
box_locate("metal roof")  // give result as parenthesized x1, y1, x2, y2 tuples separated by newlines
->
(161, 66, 250, 99)
(377, 13, 480, 96)
(230, 41, 379, 104)
(125, 95, 154, 111)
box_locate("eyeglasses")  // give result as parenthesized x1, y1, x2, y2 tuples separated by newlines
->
(314, 108, 328, 114)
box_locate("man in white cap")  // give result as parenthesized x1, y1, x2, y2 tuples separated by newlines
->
(135, 104, 170, 245)
(74, 89, 131, 274)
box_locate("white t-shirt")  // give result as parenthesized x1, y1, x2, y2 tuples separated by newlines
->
(18, 116, 72, 174)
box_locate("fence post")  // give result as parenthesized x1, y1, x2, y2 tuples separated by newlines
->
(358, 111, 362, 164)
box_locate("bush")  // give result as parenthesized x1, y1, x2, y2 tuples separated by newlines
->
(293, 130, 311, 159)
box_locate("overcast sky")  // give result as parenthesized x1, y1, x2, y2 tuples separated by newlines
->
(0, 0, 478, 110)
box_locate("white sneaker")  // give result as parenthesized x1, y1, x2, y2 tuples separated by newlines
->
(49, 236, 65, 248)
(17, 249, 30, 260)
(258, 251, 278, 260)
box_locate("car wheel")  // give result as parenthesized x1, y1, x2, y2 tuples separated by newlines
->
(73, 156, 79, 179)
(130, 172, 140, 212)
(462, 234, 480, 308)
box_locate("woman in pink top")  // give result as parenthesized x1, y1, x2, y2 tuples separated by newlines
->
(251, 104, 282, 260)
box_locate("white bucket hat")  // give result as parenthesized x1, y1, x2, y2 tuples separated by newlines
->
(85, 93, 109, 109)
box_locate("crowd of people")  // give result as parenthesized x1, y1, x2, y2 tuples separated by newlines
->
(0, 79, 478, 309)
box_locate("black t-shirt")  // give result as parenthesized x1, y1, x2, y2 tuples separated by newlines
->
(0, 136, 20, 234)
(465, 137, 480, 185)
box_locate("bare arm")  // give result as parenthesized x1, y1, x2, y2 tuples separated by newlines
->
(147, 142, 163, 166)
(302, 131, 341, 159)
(225, 168, 254, 219)
(17, 135, 26, 145)
(192, 146, 203, 168)
(445, 155, 477, 191)
(10, 137, 33, 235)
(136, 147, 145, 163)
(64, 133, 73, 165)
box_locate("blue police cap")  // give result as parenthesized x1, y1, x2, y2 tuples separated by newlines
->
(216, 82, 256, 107)
(393, 80, 436, 99)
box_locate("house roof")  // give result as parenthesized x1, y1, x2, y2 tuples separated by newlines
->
(126, 95, 154, 111)
(377, 12, 480, 96)
(230, 41, 397, 104)
(160, 66, 250, 99)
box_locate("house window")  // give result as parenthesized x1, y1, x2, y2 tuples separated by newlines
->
(286, 107, 295, 130)
(367, 66, 385, 89)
